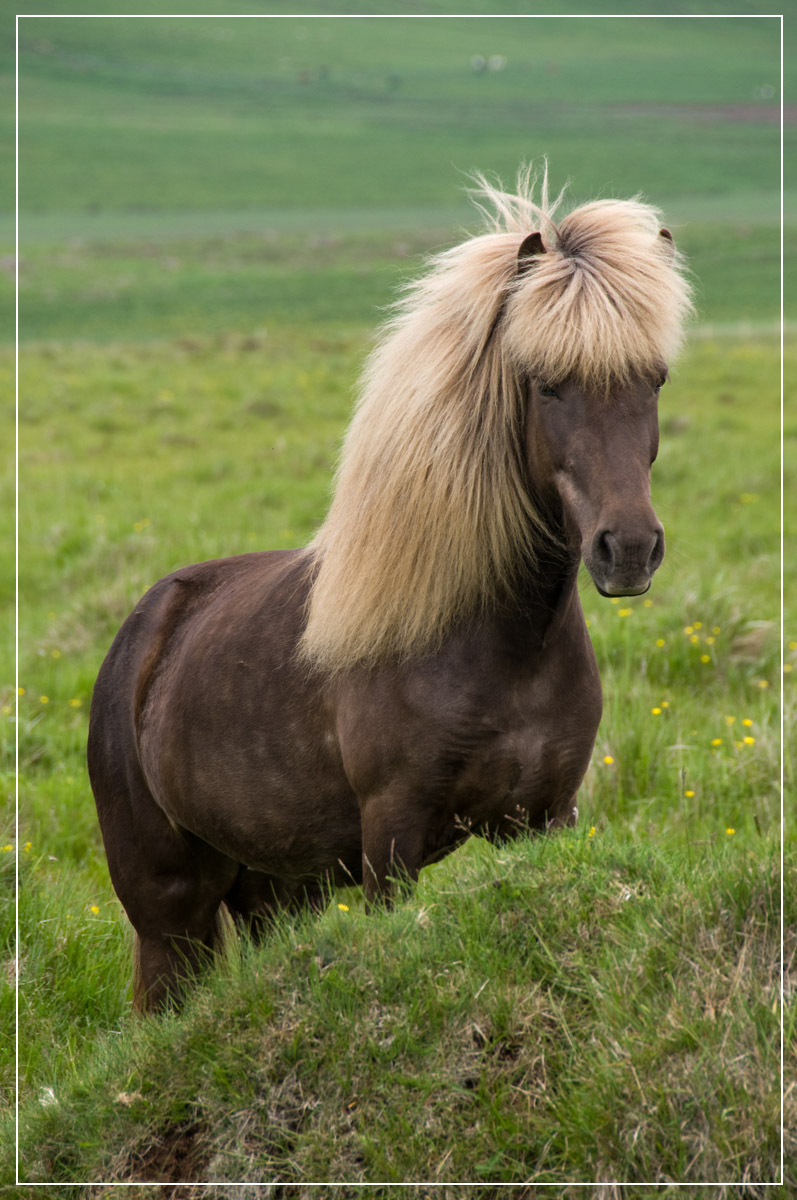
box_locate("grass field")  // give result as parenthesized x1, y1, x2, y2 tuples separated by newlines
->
(4, 10, 792, 1192)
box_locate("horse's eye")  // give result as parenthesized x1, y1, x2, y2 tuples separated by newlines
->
(537, 381, 560, 400)
(654, 375, 667, 393)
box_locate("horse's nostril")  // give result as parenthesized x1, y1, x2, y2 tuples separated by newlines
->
(649, 527, 665, 570)
(594, 530, 615, 570)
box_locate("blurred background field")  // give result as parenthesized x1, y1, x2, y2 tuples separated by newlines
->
(3, 7, 792, 1188)
(11, 9, 786, 339)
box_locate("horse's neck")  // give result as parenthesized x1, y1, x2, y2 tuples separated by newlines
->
(518, 484, 583, 614)
(502, 543, 582, 652)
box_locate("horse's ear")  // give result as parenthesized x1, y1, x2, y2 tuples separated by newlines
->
(517, 231, 546, 272)
(659, 227, 675, 258)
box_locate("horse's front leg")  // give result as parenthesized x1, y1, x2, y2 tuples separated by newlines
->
(359, 787, 430, 904)
(549, 795, 580, 830)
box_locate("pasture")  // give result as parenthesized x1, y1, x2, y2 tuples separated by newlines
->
(4, 10, 793, 1192)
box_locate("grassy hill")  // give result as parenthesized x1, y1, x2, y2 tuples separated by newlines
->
(4, 10, 791, 1191)
(12, 831, 790, 1189)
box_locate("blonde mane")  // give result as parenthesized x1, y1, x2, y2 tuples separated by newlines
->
(300, 167, 693, 672)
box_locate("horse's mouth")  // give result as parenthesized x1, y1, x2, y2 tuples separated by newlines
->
(592, 577, 652, 599)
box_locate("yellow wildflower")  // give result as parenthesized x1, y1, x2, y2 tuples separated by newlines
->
(603, 755, 614, 765)
(337, 903, 349, 912)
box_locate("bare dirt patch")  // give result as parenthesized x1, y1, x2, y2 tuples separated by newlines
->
(121, 1119, 210, 1187)
(609, 103, 789, 125)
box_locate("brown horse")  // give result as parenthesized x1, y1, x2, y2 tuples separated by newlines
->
(88, 169, 693, 1011)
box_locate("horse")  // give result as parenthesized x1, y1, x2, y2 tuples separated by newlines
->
(88, 168, 693, 1011)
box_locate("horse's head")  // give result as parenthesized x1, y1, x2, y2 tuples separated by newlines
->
(525, 371, 666, 597)
(302, 178, 692, 669)
(508, 215, 683, 600)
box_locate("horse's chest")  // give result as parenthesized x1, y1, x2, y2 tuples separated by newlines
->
(339, 618, 602, 836)
(448, 682, 600, 832)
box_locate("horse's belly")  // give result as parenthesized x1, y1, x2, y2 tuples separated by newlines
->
(147, 718, 361, 879)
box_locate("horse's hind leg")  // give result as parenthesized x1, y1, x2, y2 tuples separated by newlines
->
(130, 836, 238, 1013)
(129, 828, 239, 1012)
(90, 754, 239, 1012)
(132, 898, 231, 1014)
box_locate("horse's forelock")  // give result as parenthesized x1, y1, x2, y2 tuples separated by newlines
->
(504, 197, 693, 390)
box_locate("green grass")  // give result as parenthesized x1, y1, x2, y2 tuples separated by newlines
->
(11, 218, 787, 347)
(4, 330, 789, 1187)
(4, 10, 791, 1191)
(8, 830, 791, 1189)
(7, 15, 785, 347)
(11, 13, 782, 231)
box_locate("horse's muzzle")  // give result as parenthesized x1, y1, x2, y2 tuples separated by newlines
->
(585, 523, 665, 597)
